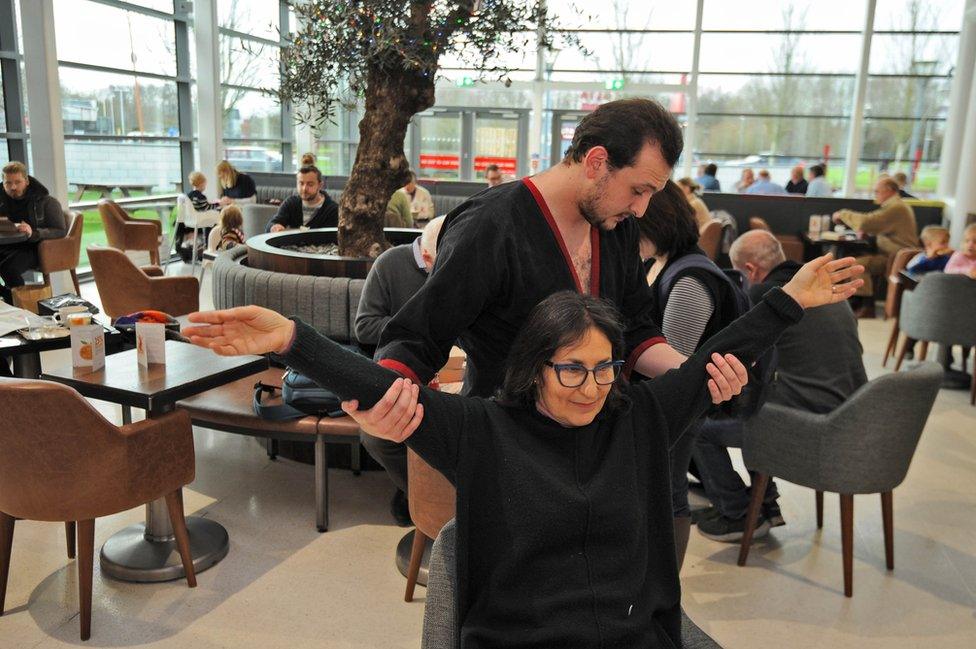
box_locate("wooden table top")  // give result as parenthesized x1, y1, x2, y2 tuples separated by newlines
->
(42, 340, 268, 414)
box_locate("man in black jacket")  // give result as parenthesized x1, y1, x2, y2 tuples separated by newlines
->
(0, 161, 67, 303)
(693, 230, 867, 541)
(267, 165, 339, 232)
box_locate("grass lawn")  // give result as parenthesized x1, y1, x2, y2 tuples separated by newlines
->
(73, 189, 178, 268)
(826, 165, 941, 195)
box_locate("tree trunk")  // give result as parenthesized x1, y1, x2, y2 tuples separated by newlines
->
(338, 62, 435, 257)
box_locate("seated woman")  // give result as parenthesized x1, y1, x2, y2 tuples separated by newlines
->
(216, 160, 257, 206)
(185, 256, 861, 649)
(636, 180, 778, 563)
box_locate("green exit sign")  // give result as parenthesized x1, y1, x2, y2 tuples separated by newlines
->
(456, 76, 474, 87)
(604, 78, 625, 91)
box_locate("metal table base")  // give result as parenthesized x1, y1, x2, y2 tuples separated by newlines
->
(100, 496, 229, 583)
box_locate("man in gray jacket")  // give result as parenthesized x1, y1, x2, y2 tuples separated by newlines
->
(0, 162, 67, 304)
(355, 215, 445, 524)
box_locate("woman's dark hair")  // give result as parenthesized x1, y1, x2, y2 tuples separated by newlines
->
(636, 179, 700, 258)
(497, 292, 628, 411)
(563, 98, 683, 169)
(809, 164, 825, 178)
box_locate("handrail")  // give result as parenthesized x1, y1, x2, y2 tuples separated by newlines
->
(68, 193, 182, 212)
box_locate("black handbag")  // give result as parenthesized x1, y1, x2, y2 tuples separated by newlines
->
(253, 369, 345, 420)
(252, 344, 366, 421)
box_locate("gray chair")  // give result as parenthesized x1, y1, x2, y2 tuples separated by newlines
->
(241, 203, 278, 239)
(421, 520, 722, 649)
(737, 363, 943, 597)
(895, 273, 976, 405)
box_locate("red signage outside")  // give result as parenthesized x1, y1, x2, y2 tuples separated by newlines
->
(419, 153, 460, 170)
(474, 156, 517, 175)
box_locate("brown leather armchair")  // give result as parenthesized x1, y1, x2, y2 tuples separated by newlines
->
(38, 210, 84, 294)
(698, 219, 722, 261)
(87, 246, 199, 320)
(403, 354, 464, 602)
(883, 247, 923, 367)
(98, 199, 162, 265)
(0, 377, 197, 640)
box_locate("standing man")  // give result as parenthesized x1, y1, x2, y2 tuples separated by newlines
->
(267, 165, 339, 232)
(350, 98, 729, 565)
(0, 162, 66, 304)
(354, 216, 445, 525)
(832, 177, 918, 318)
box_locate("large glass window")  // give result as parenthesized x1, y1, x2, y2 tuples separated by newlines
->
(54, 0, 186, 267)
(219, 0, 290, 173)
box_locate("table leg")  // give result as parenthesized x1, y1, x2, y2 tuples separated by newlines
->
(100, 407, 230, 582)
(121, 405, 132, 425)
(12, 352, 41, 378)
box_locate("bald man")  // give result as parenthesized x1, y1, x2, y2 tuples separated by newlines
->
(693, 230, 868, 541)
(354, 216, 446, 524)
(832, 177, 919, 317)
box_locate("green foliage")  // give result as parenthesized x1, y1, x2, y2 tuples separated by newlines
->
(279, 0, 576, 126)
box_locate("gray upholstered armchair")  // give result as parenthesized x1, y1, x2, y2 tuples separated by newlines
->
(737, 362, 943, 596)
(896, 272, 976, 404)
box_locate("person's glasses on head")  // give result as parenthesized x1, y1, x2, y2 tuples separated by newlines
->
(544, 360, 625, 388)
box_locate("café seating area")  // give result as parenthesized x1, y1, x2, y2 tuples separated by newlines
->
(1, 249, 974, 648)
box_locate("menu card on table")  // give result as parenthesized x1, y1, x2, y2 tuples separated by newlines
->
(136, 322, 166, 367)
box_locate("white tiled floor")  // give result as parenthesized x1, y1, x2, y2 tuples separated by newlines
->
(2, 265, 974, 648)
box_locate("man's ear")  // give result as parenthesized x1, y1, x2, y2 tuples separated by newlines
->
(744, 262, 759, 282)
(581, 146, 609, 180)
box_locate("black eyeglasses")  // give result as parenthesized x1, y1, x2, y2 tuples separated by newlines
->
(544, 360, 625, 388)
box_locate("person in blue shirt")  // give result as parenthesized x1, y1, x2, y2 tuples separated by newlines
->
(745, 169, 787, 195)
(805, 164, 833, 197)
(695, 162, 721, 192)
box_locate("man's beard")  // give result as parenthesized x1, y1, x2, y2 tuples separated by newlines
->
(301, 191, 321, 204)
(577, 175, 633, 230)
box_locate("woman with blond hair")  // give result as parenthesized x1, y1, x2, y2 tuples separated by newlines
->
(215, 160, 257, 206)
(676, 177, 712, 228)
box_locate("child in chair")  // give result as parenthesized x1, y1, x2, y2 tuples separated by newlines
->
(945, 223, 976, 279)
(215, 204, 245, 252)
(187, 171, 218, 212)
(906, 226, 953, 275)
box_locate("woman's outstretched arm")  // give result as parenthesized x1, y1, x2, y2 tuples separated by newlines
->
(184, 307, 466, 481)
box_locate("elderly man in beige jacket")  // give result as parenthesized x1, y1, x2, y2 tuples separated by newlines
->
(832, 177, 919, 317)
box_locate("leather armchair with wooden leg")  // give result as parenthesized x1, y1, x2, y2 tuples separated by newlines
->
(98, 199, 163, 265)
(0, 377, 198, 640)
(883, 247, 922, 367)
(38, 210, 84, 294)
(87, 246, 199, 320)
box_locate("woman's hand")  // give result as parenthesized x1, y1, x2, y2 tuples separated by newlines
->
(341, 378, 424, 443)
(782, 253, 865, 309)
(705, 353, 749, 403)
(183, 306, 295, 356)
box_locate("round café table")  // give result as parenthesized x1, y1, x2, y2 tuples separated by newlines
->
(42, 340, 267, 582)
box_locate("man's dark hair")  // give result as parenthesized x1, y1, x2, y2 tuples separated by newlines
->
(497, 291, 627, 411)
(636, 180, 700, 259)
(563, 98, 683, 169)
(484, 164, 500, 174)
(298, 165, 322, 182)
(809, 164, 825, 178)
(704, 163, 718, 176)
(405, 169, 416, 182)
